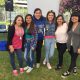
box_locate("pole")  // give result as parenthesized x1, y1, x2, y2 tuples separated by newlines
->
(9, 11, 11, 25)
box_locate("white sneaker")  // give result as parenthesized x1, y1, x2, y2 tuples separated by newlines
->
(36, 63, 40, 68)
(43, 59, 46, 65)
(26, 67, 33, 73)
(24, 66, 29, 71)
(47, 63, 52, 69)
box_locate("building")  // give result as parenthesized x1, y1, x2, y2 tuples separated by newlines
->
(0, 0, 27, 25)
(0, 0, 27, 32)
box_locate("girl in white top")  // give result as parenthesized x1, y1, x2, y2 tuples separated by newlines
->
(55, 15, 68, 70)
(55, 23, 68, 43)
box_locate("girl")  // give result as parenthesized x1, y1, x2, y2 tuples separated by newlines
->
(33, 8, 46, 68)
(61, 12, 80, 78)
(55, 15, 68, 70)
(43, 10, 56, 69)
(24, 14, 37, 73)
(7, 15, 24, 76)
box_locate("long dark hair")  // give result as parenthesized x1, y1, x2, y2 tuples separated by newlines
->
(55, 15, 65, 30)
(68, 12, 80, 32)
(46, 10, 56, 23)
(25, 14, 35, 34)
(12, 15, 24, 27)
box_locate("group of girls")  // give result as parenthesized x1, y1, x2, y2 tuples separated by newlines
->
(7, 8, 80, 78)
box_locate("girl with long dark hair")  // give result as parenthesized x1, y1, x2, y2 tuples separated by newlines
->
(7, 15, 24, 76)
(61, 12, 80, 78)
(24, 14, 37, 73)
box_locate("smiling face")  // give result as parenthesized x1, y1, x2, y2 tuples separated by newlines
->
(57, 16, 64, 25)
(71, 16, 79, 23)
(16, 17, 23, 26)
(26, 16, 32, 24)
(47, 13, 54, 22)
(34, 10, 42, 20)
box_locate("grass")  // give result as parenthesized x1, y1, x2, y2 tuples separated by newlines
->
(0, 48, 80, 80)
(0, 33, 80, 80)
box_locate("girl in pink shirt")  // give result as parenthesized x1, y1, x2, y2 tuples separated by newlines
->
(7, 15, 24, 76)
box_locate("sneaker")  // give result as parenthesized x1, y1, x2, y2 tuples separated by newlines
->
(12, 70, 18, 76)
(26, 67, 33, 73)
(20, 68, 24, 74)
(43, 59, 46, 65)
(36, 63, 40, 68)
(73, 67, 77, 74)
(55, 65, 62, 70)
(47, 63, 52, 69)
(61, 71, 70, 78)
(24, 66, 29, 71)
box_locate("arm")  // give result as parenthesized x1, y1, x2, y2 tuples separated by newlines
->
(7, 26, 15, 45)
(62, 23, 68, 33)
(22, 33, 25, 51)
(31, 27, 38, 49)
(78, 31, 80, 54)
(78, 42, 80, 54)
(7, 26, 15, 51)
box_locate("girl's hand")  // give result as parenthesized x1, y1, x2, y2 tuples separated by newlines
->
(9, 45, 14, 53)
(31, 47, 34, 50)
(78, 48, 80, 54)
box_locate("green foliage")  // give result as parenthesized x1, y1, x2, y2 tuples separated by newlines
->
(0, 0, 5, 6)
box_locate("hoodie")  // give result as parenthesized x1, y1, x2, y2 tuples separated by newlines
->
(33, 16, 46, 40)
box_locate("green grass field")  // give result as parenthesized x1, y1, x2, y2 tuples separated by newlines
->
(0, 33, 80, 80)
(0, 48, 80, 80)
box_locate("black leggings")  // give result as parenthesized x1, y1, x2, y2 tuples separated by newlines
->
(56, 43, 67, 66)
(68, 46, 78, 72)
(36, 40, 43, 63)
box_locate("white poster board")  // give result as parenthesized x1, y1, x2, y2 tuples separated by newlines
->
(27, 0, 60, 16)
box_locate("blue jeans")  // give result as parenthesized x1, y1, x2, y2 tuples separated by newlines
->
(9, 49, 23, 70)
(44, 38, 55, 63)
(24, 41, 34, 68)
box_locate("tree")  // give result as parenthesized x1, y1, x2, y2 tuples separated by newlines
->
(0, 0, 5, 6)
(59, 0, 80, 14)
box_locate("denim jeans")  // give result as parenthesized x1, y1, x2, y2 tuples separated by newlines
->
(9, 49, 23, 70)
(44, 38, 55, 63)
(24, 41, 34, 68)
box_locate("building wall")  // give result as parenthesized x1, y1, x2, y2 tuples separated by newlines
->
(0, 0, 27, 25)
